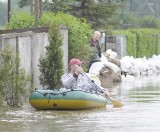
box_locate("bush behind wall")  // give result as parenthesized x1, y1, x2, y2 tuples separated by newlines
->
(6, 11, 92, 61)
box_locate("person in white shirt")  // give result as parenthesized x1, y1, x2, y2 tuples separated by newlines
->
(61, 58, 103, 93)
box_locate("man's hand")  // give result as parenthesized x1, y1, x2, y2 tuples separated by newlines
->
(75, 65, 83, 75)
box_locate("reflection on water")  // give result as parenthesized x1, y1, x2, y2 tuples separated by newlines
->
(0, 75, 160, 132)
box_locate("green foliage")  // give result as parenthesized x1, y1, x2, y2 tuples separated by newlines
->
(106, 1, 160, 30)
(38, 12, 55, 26)
(139, 16, 160, 29)
(43, 0, 124, 29)
(38, 22, 64, 89)
(114, 13, 139, 29)
(6, 12, 92, 61)
(0, 45, 31, 107)
(53, 12, 92, 60)
(123, 14, 138, 28)
(6, 12, 34, 29)
(110, 28, 160, 58)
(5, 12, 92, 88)
(130, 29, 160, 57)
(18, 0, 29, 8)
(17, 0, 124, 29)
(0, 90, 2, 109)
(43, 0, 74, 13)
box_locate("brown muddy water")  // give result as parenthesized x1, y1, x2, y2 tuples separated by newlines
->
(0, 74, 160, 132)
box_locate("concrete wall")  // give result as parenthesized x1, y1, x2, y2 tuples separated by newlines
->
(0, 27, 68, 88)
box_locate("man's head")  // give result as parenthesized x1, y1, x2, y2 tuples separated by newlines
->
(93, 31, 101, 41)
(69, 58, 84, 72)
(69, 58, 84, 66)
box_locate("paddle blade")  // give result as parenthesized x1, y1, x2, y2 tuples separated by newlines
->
(111, 99, 124, 108)
(105, 92, 124, 107)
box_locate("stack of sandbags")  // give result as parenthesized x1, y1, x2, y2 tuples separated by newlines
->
(103, 49, 121, 67)
(89, 62, 105, 75)
(120, 54, 160, 76)
(101, 50, 121, 81)
(99, 65, 121, 82)
(89, 51, 122, 87)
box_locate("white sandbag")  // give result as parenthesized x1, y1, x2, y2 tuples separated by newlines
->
(152, 54, 159, 59)
(89, 62, 105, 75)
(106, 49, 118, 59)
(151, 55, 160, 69)
(134, 58, 144, 71)
(103, 61, 121, 74)
(120, 56, 134, 71)
(100, 54, 108, 63)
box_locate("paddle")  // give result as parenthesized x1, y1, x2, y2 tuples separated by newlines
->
(82, 72, 124, 107)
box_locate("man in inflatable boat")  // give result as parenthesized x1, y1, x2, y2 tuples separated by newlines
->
(61, 58, 104, 94)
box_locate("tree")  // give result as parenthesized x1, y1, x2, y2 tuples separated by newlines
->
(43, 0, 74, 13)
(44, 0, 124, 29)
(18, 0, 125, 29)
(139, 16, 160, 29)
(18, 0, 43, 26)
(17, 0, 29, 8)
(38, 22, 63, 89)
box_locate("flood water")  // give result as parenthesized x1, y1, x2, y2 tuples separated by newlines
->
(0, 74, 160, 132)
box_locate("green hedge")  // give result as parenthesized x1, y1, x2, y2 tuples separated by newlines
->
(110, 28, 160, 58)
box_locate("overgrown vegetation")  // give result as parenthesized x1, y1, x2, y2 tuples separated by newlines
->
(110, 28, 160, 58)
(6, 12, 34, 29)
(0, 46, 31, 107)
(17, 0, 124, 29)
(5, 11, 92, 89)
(52, 12, 92, 60)
(6, 11, 92, 61)
(39, 12, 93, 60)
(38, 22, 63, 89)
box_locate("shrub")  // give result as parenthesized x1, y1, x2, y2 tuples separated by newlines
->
(52, 12, 92, 61)
(38, 12, 55, 26)
(6, 12, 93, 61)
(6, 12, 34, 29)
(38, 22, 63, 89)
(0, 45, 31, 107)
